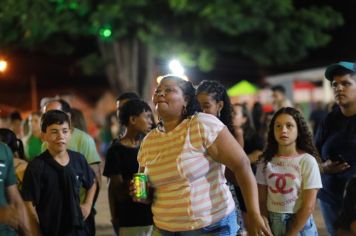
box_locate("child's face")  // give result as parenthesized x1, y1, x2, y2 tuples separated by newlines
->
(30, 114, 41, 132)
(232, 106, 246, 128)
(197, 92, 223, 117)
(42, 122, 71, 154)
(131, 111, 153, 134)
(273, 114, 298, 147)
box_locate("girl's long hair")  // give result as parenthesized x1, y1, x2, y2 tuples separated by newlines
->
(260, 107, 320, 166)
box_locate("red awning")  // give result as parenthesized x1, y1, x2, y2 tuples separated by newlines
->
(293, 81, 315, 90)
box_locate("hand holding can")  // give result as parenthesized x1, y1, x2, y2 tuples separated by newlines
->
(130, 173, 151, 203)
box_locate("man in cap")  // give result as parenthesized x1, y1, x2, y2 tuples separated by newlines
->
(315, 61, 356, 236)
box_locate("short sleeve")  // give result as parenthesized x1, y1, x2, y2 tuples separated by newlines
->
(194, 113, 225, 148)
(137, 138, 148, 169)
(255, 162, 267, 185)
(103, 144, 121, 177)
(79, 155, 95, 190)
(1, 144, 17, 187)
(77, 130, 101, 165)
(21, 160, 42, 205)
(300, 154, 322, 190)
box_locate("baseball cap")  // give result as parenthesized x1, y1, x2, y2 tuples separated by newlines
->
(324, 61, 356, 81)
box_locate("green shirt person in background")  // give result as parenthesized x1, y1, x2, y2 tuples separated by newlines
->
(0, 142, 31, 235)
(23, 111, 43, 161)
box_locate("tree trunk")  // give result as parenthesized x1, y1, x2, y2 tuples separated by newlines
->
(98, 38, 155, 102)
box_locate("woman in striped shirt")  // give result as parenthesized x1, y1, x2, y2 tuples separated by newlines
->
(134, 75, 271, 236)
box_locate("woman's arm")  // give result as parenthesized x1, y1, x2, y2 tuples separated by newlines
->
(208, 127, 272, 236)
(286, 189, 318, 236)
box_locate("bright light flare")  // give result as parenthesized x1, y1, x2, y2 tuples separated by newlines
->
(169, 59, 184, 76)
(0, 60, 7, 72)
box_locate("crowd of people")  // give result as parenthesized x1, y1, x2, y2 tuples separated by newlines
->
(0, 61, 355, 236)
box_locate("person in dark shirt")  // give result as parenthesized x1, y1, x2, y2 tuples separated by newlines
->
(309, 101, 328, 135)
(104, 99, 154, 236)
(22, 110, 96, 236)
(315, 61, 356, 236)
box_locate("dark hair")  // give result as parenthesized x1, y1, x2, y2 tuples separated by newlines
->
(271, 85, 286, 94)
(70, 108, 87, 132)
(252, 102, 264, 134)
(117, 92, 140, 102)
(260, 107, 320, 165)
(119, 99, 152, 126)
(0, 128, 25, 160)
(330, 67, 356, 81)
(196, 80, 235, 136)
(233, 103, 255, 140)
(44, 99, 71, 113)
(10, 111, 22, 121)
(160, 75, 200, 119)
(41, 110, 71, 132)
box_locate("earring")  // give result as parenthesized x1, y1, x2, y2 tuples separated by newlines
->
(182, 106, 187, 116)
(217, 110, 221, 118)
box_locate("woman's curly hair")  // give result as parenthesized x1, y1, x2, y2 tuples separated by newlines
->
(260, 107, 320, 166)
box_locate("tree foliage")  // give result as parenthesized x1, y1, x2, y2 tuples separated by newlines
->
(0, 0, 343, 72)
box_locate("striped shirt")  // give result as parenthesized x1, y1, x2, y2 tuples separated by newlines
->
(138, 113, 235, 231)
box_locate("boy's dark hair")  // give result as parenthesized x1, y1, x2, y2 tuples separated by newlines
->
(41, 110, 71, 132)
(260, 107, 320, 165)
(116, 92, 140, 102)
(271, 85, 286, 94)
(119, 99, 152, 126)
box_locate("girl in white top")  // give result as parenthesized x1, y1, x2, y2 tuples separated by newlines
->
(256, 107, 322, 236)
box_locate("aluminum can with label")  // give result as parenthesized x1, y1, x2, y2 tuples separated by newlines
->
(133, 173, 148, 200)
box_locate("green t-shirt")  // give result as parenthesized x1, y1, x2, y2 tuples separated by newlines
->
(25, 135, 43, 161)
(0, 142, 17, 235)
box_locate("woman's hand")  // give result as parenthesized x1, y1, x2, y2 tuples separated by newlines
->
(129, 180, 153, 204)
(245, 213, 273, 236)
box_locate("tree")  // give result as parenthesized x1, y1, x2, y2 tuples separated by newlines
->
(0, 0, 343, 100)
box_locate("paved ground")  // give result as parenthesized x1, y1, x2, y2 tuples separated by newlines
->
(95, 176, 328, 236)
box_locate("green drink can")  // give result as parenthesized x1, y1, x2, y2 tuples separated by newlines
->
(133, 173, 148, 200)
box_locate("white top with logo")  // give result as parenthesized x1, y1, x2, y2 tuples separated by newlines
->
(256, 153, 322, 213)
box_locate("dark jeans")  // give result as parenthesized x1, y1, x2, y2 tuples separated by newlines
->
(318, 200, 338, 236)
